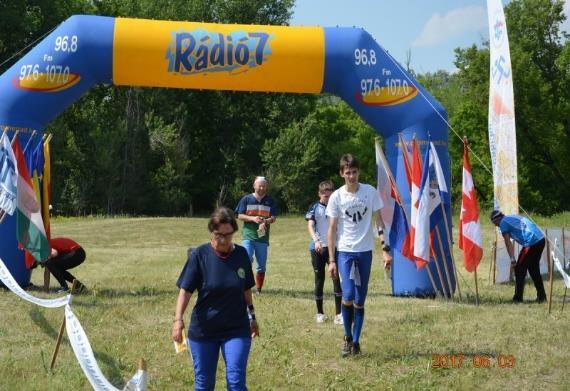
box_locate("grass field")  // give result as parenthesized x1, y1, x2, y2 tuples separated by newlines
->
(1, 213, 569, 390)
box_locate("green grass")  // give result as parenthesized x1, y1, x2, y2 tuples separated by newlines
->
(1, 214, 569, 390)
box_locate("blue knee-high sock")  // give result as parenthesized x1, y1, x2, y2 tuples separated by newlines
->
(341, 303, 354, 338)
(352, 307, 365, 343)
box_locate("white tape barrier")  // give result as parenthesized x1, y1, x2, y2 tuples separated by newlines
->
(123, 369, 148, 391)
(0, 257, 70, 308)
(65, 305, 147, 391)
(552, 240, 570, 289)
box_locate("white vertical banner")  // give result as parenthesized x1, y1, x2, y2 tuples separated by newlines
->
(487, 0, 519, 214)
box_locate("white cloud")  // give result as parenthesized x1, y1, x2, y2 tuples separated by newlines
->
(412, 6, 487, 47)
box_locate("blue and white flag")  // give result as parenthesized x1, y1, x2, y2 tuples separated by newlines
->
(0, 133, 18, 215)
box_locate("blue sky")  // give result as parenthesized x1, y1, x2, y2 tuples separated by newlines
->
(291, 0, 570, 74)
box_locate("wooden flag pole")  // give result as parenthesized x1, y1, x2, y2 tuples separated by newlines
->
(50, 314, 66, 371)
(474, 267, 480, 305)
(50, 280, 78, 370)
(435, 174, 462, 300)
(435, 227, 454, 299)
(429, 239, 449, 299)
(425, 266, 441, 299)
(430, 242, 448, 299)
(562, 288, 567, 313)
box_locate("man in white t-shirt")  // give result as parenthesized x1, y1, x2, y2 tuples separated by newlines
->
(326, 154, 392, 357)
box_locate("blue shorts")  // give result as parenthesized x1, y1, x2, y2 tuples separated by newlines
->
(337, 251, 372, 306)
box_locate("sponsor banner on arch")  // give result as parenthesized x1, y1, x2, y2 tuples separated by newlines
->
(113, 18, 325, 93)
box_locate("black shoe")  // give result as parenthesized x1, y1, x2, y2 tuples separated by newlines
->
(352, 342, 361, 355)
(512, 296, 523, 303)
(56, 286, 69, 294)
(537, 296, 547, 303)
(341, 336, 353, 357)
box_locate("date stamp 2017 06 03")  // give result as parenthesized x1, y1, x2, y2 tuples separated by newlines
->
(431, 353, 516, 369)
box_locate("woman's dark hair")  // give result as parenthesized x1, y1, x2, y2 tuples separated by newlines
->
(208, 207, 239, 233)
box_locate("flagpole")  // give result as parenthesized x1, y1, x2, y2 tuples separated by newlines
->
(425, 265, 441, 299)
(51, 279, 79, 370)
(430, 242, 449, 298)
(22, 130, 37, 154)
(439, 207, 462, 300)
(474, 267, 480, 305)
(435, 227, 454, 299)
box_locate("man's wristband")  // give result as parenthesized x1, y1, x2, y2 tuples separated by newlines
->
(382, 244, 391, 252)
(173, 318, 184, 323)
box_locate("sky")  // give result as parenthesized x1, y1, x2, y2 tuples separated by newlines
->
(291, 0, 570, 74)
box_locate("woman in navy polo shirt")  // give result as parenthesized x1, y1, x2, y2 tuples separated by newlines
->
(172, 207, 259, 390)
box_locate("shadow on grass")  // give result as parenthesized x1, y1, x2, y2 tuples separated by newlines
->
(29, 307, 59, 339)
(89, 286, 174, 299)
(261, 287, 392, 300)
(94, 351, 127, 388)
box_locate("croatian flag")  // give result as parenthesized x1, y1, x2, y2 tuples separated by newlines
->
(410, 139, 429, 268)
(459, 138, 483, 272)
(427, 142, 445, 230)
(375, 139, 411, 258)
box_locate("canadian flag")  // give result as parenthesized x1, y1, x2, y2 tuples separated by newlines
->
(459, 138, 483, 272)
(409, 138, 429, 269)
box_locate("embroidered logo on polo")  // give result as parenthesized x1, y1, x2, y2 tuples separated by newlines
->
(237, 268, 245, 279)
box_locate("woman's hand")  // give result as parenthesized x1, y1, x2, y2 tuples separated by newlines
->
(250, 319, 259, 338)
(172, 320, 184, 343)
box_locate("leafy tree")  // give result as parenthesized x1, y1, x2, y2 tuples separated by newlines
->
(262, 99, 377, 212)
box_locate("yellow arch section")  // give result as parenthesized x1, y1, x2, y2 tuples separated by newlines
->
(113, 18, 325, 93)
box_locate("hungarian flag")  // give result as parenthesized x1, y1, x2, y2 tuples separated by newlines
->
(13, 139, 50, 263)
(409, 138, 429, 269)
(459, 138, 483, 272)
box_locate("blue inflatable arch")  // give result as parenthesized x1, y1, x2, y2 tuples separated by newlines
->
(0, 15, 453, 296)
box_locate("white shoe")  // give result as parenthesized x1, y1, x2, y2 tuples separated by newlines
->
(315, 313, 327, 323)
(334, 314, 344, 325)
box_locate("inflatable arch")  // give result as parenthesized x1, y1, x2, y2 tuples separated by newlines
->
(0, 15, 454, 296)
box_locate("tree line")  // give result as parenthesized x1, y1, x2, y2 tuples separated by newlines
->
(1, 0, 568, 216)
